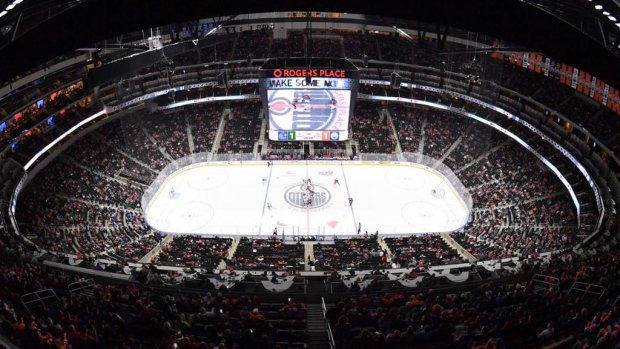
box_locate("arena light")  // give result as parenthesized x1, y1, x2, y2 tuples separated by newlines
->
(24, 110, 107, 170)
(595, 4, 603, 10)
(2, 0, 24, 15)
(4, 0, 22, 11)
(603, 11, 610, 15)
(609, 15, 617, 21)
(617, 22, 620, 27)
(205, 24, 221, 37)
(392, 26, 413, 41)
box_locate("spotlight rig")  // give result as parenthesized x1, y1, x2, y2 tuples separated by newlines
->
(154, 56, 175, 78)
(466, 74, 481, 85)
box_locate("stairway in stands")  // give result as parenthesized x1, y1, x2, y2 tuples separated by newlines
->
(304, 242, 314, 271)
(306, 303, 331, 348)
(218, 238, 241, 270)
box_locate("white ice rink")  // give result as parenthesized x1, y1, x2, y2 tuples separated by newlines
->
(144, 161, 470, 237)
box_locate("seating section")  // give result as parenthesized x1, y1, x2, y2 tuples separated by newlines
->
(390, 103, 425, 154)
(200, 39, 235, 62)
(233, 29, 271, 60)
(108, 231, 165, 262)
(218, 100, 262, 153)
(2, 261, 309, 349)
(64, 131, 155, 180)
(270, 31, 305, 58)
(154, 236, 231, 269)
(2, 83, 86, 154)
(310, 142, 349, 160)
(14, 103, 227, 257)
(142, 110, 191, 160)
(188, 103, 226, 153)
(313, 237, 386, 271)
(384, 234, 465, 267)
(351, 101, 396, 154)
(108, 112, 172, 171)
(441, 126, 506, 172)
(422, 110, 468, 160)
(323, 257, 593, 349)
(230, 237, 306, 271)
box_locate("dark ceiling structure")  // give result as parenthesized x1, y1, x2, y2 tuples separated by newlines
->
(0, 0, 619, 87)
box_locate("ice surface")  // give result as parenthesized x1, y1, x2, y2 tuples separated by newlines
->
(144, 162, 470, 237)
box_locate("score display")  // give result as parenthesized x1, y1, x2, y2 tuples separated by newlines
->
(267, 88, 351, 141)
(259, 64, 359, 141)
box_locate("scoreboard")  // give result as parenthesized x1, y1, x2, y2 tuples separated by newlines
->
(259, 58, 359, 141)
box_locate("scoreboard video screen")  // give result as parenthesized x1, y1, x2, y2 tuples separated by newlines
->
(259, 59, 359, 141)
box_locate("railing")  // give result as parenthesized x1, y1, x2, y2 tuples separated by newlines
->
(358, 153, 399, 161)
(68, 278, 95, 295)
(263, 151, 304, 160)
(211, 153, 257, 161)
(441, 232, 477, 262)
(322, 297, 336, 349)
(568, 282, 605, 299)
(138, 234, 173, 264)
(21, 289, 59, 314)
(529, 274, 560, 290)
(311, 148, 351, 160)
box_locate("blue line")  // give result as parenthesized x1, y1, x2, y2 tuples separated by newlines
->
(340, 161, 358, 234)
(258, 162, 274, 236)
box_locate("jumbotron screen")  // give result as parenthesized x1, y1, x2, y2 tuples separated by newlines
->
(267, 87, 351, 141)
(259, 59, 359, 141)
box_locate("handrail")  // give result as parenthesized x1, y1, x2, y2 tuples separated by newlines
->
(322, 297, 336, 349)
(326, 321, 336, 349)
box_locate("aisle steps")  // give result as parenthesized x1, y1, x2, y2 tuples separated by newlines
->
(306, 303, 332, 349)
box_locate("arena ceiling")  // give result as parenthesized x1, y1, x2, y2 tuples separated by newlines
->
(1, 0, 620, 87)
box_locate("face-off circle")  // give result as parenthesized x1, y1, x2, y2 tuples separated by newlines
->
(384, 168, 427, 190)
(165, 202, 215, 232)
(186, 168, 229, 190)
(401, 201, 450, 230)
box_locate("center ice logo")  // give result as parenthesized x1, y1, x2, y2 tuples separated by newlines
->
(284, 183, 332, 209)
